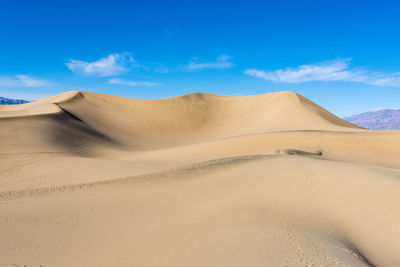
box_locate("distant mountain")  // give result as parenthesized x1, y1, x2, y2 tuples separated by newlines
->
(0, 97, 29, 105)
(344, 109, 400, 130)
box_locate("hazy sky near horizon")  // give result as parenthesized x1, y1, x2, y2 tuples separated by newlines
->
(1, 0, 400, 116)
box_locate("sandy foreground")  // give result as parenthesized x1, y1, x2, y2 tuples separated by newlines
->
(1, 91, 400, 266)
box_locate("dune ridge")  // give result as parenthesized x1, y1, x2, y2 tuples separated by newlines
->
(1, 90, 399, 266)
(0, 90, 361, 151)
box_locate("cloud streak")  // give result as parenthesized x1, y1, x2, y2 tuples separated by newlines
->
(187, 55, 233, 70)
(0, 75, 49, 87)
(244, 58, 400, 87)
(108, 78, 162, 87)
(66, 53, 136, 77)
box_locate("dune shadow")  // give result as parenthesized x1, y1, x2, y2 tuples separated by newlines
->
(276, 149, 323, 156)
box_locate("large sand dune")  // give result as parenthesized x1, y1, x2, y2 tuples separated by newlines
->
(1, 91, 400, 266)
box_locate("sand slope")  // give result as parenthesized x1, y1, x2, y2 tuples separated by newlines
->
(1, 91, 399, 266)
(0, 90, 360, 151)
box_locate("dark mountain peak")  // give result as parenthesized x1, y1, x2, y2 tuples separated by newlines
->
(0, 97, 29, 105)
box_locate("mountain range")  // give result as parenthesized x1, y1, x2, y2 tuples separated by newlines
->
(344, 109, 400, 130)
(0, 96, 29, 105)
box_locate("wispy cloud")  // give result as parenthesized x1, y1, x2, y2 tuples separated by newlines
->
(66, 53, 136, 77)
(187, 55, 233, 70)
(369, 73, 400, 87)
(0, 75, 49, 87)
(244, 58, 400, 87)
(108, 78, 162, 87)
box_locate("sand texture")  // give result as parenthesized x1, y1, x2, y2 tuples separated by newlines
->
(1, 91, 399, 266)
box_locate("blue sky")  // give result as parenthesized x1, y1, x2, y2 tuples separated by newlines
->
(1, 0, 400, 116)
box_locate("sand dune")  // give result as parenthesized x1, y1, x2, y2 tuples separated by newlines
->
(0, 90, 360, 151)
(1, 90, 399, 266)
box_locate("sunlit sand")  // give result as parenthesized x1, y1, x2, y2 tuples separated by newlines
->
(1, 91, 399, 266)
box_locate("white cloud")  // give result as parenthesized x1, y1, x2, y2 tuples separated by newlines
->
(108, 78, 162, 87)
(369, 73, 400, 87)
(244, 58, 400, 87)
(66, 53, 135, 76)
(0, 75, 49, 87)
(187, 54, 233, 70)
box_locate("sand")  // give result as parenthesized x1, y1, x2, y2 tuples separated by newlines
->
(0, 90, 399, 266)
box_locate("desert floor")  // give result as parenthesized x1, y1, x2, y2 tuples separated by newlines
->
(1, 91, 399, 266)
